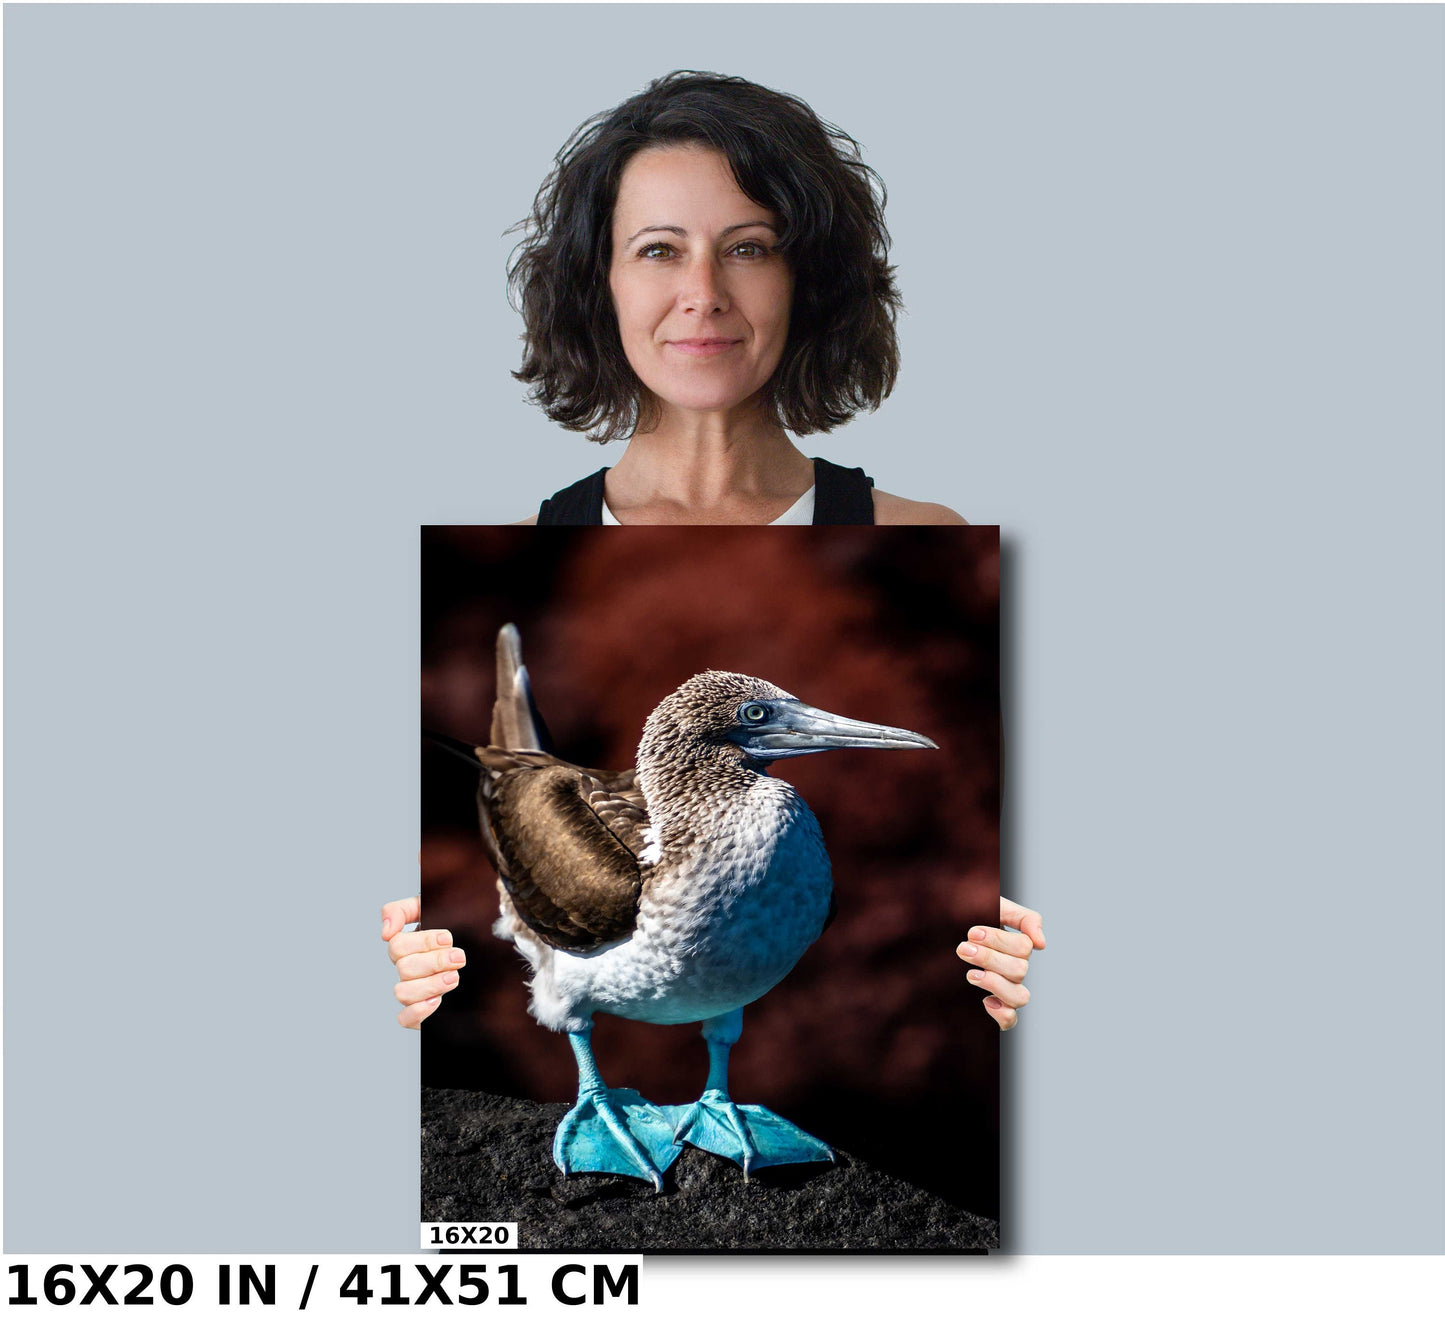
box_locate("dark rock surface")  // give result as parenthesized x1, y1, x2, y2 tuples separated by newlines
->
(422, 1087, 998, 1253)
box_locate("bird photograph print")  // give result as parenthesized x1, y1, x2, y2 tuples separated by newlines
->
(419, 525, 1002, 1252)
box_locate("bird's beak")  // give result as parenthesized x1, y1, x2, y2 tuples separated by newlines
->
(736, 699, 938, 760)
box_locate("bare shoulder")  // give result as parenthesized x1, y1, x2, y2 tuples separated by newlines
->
(871, 489, 969, 526)
(511, 514, 540, 526)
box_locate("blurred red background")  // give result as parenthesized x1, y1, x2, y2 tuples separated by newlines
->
(421, 525, 1000, 1218)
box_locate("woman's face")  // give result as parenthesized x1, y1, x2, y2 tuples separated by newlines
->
(608, 145, 794, 424)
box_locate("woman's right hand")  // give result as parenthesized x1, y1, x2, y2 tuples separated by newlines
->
(381, 895, 466, 1028)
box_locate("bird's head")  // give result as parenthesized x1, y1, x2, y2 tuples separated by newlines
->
(638, 670, 938, 775)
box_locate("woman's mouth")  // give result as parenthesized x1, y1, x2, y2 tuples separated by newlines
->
(666, 338, 743, 357)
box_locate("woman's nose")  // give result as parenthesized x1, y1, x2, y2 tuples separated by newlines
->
(678, 256, 729, 314)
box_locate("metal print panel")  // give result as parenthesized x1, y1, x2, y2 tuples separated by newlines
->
(420, 525, 1000, 1252)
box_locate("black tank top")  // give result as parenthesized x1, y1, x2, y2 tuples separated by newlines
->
(535, 457, 875, 526)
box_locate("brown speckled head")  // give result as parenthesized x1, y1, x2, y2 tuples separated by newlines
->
(641, 671, 795, 753)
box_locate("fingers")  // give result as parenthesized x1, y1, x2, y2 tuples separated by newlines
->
(396, 942, 467, 982)
(383, 896, 462, 1029)
(999, 895, 1045, 949)
(395, 967, 461, 1008)
(965, 922, 1034, 960)
(961, 915, 1036, 1029)
(381, 896, 421, 940)
(983, 995, 1019, 1030)
(392, 927, 466, 1018)
(956, 936, 1030, 984)
(388, 926, 455, 966)
(397, 996, 443, 1030)
(964, 967, 1030, 1009)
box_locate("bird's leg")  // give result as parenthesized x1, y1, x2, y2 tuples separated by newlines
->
(661, 1009, 835, 1178)
(551, 1026, 682, 1192)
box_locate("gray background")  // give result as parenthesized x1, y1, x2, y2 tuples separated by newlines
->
(5, 4, 1441, 1254)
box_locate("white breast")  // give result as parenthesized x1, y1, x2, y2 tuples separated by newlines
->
(523, 778, 833, 1031)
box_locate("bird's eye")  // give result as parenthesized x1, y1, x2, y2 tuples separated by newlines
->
(740, 703, 769, 724)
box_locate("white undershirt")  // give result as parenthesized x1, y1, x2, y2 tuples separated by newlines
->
(600, 484, 817, 525)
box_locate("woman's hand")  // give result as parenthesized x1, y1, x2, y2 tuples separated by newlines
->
(381, 895, 466, 1029)
(957, 896, 1045, 1030)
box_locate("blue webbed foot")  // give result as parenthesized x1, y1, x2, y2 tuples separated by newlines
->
(660, 1088, 835, 1178)
(553, 1087, 683, 1191)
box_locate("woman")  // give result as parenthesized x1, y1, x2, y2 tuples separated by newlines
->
(391, 71, 1044, 1031)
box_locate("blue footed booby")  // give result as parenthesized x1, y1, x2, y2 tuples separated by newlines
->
(438, 623, 937, 1189)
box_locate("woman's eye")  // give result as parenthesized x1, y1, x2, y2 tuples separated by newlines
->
(731, 241, 769, 258)
(638, 243, 674, 259)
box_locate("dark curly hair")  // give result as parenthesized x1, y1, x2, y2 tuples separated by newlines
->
(508, 71, 903, 445)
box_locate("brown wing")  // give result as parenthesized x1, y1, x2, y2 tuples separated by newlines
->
(474, 749, 648, 951)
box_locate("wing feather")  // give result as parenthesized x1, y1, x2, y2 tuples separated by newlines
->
(475, 749, 647, 951)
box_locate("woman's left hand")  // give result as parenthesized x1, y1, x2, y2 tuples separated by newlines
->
(957, 896, 1046, 1030)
